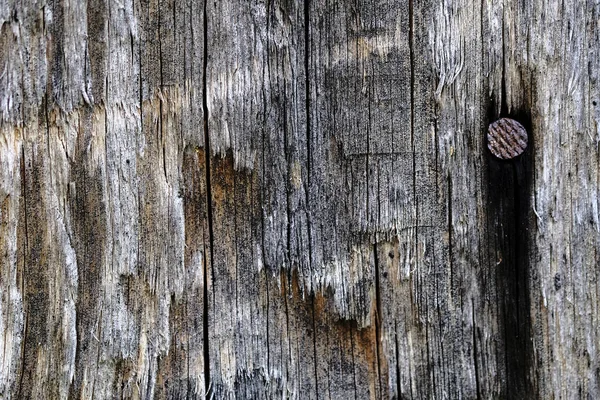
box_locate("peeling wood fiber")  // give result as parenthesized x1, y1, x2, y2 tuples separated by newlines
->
(1, 0, 599, 399)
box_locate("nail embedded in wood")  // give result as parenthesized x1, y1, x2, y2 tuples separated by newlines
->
(487, 118, 528, 159)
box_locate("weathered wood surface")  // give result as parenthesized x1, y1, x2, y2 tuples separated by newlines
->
(1, 0, 599, 398)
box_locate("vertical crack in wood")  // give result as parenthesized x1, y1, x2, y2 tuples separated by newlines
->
(366, 58, 372, 227)
(512, 165, 521, 339)
(472, 298, 481, 400)
(158, 0, 168, 184)
(350, 329, 358, 400)
(202, 0, 213, 396)
(487, 118, 534, 397)
(16, 144, 28, 399)
(304, 1, 320, 395)
(511, 155, 533, 397)
(448, 175, 454, 288)
(262, 0, 273, 386)
(304, 0, 314, 281)
(408, 0, 418, 279)
(373, 244, 383, 398)
(310, 295, 320, 400)
(264, 267, 271, 378)
(394, 319, 401, 398)
(500, 8, 507, 115)
(408, 3, 423, 394)
(304, 0, 311, 189)
(281, 272, 293, 393)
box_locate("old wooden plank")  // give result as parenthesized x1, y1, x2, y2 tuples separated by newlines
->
(0, 0, 599, 398)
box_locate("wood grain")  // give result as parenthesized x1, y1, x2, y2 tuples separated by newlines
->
(0, 0, 598, 398)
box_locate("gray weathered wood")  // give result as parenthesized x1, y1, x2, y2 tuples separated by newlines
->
(1, 0, 599, 398)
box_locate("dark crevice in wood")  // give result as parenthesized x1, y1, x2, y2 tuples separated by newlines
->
(408, 0, 418, 281)
(304, 0, 314, 280)
(304, 0, 311, 185)
(366, 62, 372, 226)
(350, 329, 358, 400)
(472, 298, 481, 400)
(373, 244, 383, 398)
(16, 144, 28, 398)
(305, 3, 319, 396)
(500, 7, 507, 116)
(448, 174, 453, 288)
(480, 0, 484, 80)
(98, 64, 110, 394)
(264, 269, 271, 377)
(158, 0, 163, 89)
(282, 271, 293, 390)
(436, 286, 447, 394)
(310, 296, 320, 400)
(512, 153, 534, 397)
(394, 319, 401, 399)
(425, 301, 436, 397)
(160, 103, 168, 183)
(158, 0, 167, 183)
(325, 323, 332, 399)
(202, 0, 213, 397)
(263, 0, 272, 384)
(486, 105, 534, 398)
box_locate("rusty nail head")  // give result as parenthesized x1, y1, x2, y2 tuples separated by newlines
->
(487, 118, 528, 160)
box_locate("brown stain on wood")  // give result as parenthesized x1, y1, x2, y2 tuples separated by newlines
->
(209, 150, 261, 275)
(210, 153, 237, 210)
(281, 267, 386, 399)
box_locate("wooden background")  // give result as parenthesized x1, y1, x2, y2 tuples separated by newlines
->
(1, 0, 599, 398)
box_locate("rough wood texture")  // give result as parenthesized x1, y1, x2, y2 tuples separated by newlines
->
(1, 0, 599, 398)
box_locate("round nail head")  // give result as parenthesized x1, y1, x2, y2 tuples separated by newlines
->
(487, 118, 528, 159)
